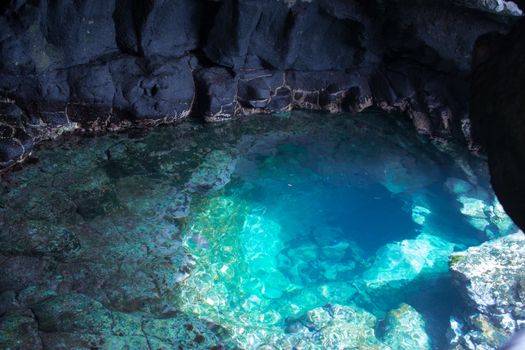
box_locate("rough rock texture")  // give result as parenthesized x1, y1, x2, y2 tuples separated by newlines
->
(0, 123, 251, 348)
(449, 233, 525, 349)
(458, 0, 523, 15)
(470, 18, 525, 232)
(282, 303, 431, 350)
(0, 0, 521, 171)
(0, 293, 236, 350)
(382, 303, 431, 350)
(361, 233, 456, 290)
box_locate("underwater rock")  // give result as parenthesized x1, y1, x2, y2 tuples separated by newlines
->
(29, 293, 235, 349)
(361, 233, 456, 290)
(0, 310, 42, 350)
(448, 314, 510, 350)
(32, 293, 122, 334)
(412, 205, 432, 226)
(0, 108, 518, 348)
(0, 220, 80, 260)
(381, 303, 431, 350)
(449, 233, 525, 349)
(0, 255, 51, 293)
(457, 194, 517, 238)
(445, 177, 474, 195)
(160, 189, 192, 220)
(287, 304, 388, 350)
(186, 150, 237, 193)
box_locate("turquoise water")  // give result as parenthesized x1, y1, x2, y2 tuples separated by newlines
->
(178, 112, 515, 349)
(0, 111, 517, 349)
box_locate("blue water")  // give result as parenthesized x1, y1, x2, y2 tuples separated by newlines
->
(179, 112, 515, 349)
(2, 111, 516, 349)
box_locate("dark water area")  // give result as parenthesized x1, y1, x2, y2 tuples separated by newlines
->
(0, 111, 516, 349)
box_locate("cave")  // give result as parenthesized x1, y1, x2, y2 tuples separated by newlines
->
(1, 1, 525, 349)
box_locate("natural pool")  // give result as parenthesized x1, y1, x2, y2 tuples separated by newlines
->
(0, 111, 517, 349)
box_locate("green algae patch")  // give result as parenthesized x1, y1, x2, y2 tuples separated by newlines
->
(449, 253, 465, 267)
(271, 112, 291, 118)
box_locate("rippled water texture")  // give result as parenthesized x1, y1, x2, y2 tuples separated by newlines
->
(0, 112, 517, 349)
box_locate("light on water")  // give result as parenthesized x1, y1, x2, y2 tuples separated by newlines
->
(0, 111, 517, 349)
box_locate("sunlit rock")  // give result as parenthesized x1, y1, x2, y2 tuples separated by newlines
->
(362, 233, 456, 289)
(412, 205, 432, 225)
(488, 199, 516, 237)
(289, 304, 389, 350)
(449, 233, 525, 349)
(458, 196, 487, 219)
(457, 194, 517, 238)
(180, 195, 291, 345)
(382, 303, 431, 350)
(458, 0, 523, 16)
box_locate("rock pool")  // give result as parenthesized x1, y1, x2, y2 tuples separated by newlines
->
(0, 111, 518, 349)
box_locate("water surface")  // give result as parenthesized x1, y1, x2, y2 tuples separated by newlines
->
(0, 111, 516, 349)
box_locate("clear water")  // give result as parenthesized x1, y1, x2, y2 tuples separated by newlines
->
(0, 111, 517, 349)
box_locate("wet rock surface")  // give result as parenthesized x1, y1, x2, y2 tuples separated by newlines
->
(449, 233, 525, 349)
(0, 292, 235, 350)
(0, 0, 521, 171)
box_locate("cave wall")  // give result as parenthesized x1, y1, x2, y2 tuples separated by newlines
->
(0, 0, 519, 171)
(470, 18, 525, 231)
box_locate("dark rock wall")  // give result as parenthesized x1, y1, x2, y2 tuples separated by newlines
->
(0, 0, 518, 171)
(470, 19, 525, 231)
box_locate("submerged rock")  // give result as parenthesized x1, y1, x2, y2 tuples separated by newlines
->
(308, 304, 385, 350)
(287, 304, 388, 350)
(187, 150, 237, 193)
(456, 195, 516, 238)
(361, 233, 456, 290)
(0, 220, 80, 260)
(284, 303, 431, 349)
(442, 172, 518, 239)
(445, 177, 474, 195)
(28, 293, 236, 349)
(0, 111, 516, 348)
(449, 233, 525, 349)
(0, 310, 42, 350)
(381, 303, 431, 350)
(412, 205, 432, 226)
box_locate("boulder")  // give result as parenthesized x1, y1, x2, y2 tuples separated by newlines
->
(362, 233, 456, 289)
(381, 303, 431, 350)
(449, 233, 525, 349)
